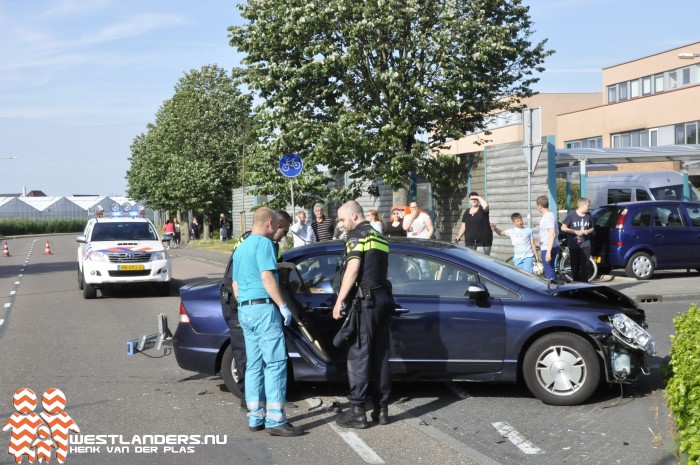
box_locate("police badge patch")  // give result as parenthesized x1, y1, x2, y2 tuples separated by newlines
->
(347, 237, 359, 250)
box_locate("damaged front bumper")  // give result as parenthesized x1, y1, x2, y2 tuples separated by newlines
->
(592, 313, 657, 383)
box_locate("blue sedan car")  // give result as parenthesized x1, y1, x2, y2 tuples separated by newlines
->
(173, 238, 655, 406)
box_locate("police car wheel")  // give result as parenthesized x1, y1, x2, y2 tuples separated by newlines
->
(82, 274, 97, 299)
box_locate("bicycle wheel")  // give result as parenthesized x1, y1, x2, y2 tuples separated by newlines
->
(586, 257, 598, 282)
(559, 253, 574, 283)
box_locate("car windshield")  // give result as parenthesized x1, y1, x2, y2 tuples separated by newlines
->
(91, 222, 158, 241)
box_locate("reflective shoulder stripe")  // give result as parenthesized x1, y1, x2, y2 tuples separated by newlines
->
(356, 234, 389, 253)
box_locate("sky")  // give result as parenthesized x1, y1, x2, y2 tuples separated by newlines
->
(0, 0, 698, 197)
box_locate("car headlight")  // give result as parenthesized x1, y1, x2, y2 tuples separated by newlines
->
(150, 251, 168, 261)
(86, 251, 109, 262)
(610, 313, 656, 356)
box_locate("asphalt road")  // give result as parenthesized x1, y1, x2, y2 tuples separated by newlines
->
(0, 235, 686, 465)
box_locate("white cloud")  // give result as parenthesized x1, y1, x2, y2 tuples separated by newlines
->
(82, 13, 184, 45)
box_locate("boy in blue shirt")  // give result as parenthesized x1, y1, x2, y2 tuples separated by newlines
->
(492, 213, 540, 273)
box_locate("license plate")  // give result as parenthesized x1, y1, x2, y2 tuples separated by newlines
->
(118, 264, 144, 271)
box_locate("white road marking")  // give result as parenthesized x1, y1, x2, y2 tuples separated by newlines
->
(15, 281, 20, 285)
(10, 291, 16, 295)
(304, 398, 384, 464)
(329, 424, 385, 464)
(4, 303, 10, 308)
(492, 421, 543, 455)
(0, 319, 4, 326)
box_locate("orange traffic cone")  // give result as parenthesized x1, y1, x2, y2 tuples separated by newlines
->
(3, 241, 9, 257)
(44, 240, 52, 255)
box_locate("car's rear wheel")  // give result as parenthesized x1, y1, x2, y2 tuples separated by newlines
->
(82, 273, 97, 299)
(625, 252, 654, 280)
(523, 332, 600, 406)
(221, 345, 244, 399)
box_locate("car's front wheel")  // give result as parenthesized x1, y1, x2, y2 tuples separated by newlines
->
(82, 273, 97, 299)
(625, 252, 655, 280)
(221, 345, 244, 399)
(523, 332, 600, 406)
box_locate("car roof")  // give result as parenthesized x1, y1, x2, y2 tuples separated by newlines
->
(89, 217, 151, 223)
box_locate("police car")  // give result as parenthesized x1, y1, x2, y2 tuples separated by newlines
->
(76, 202, 172, 299)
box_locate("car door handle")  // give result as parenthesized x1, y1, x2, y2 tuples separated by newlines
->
(393, 308, 409, 315)
(311, 306, 332, 313)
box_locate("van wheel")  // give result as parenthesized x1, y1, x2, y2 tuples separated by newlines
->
(625, 252, 654, 280)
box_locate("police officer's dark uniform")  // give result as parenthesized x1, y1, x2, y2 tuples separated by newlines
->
(335, 221, 392, 428)
(221, 231, 283, 408)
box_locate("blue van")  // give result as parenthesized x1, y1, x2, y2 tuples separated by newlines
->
(591, 200, 700, 280)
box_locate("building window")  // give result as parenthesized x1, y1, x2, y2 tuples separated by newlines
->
(607, 85, 618, 103)
(686, 122, 698, 144)
(618, 82, 628, 100)
(682, 67, 691, 86)
(654, 74, 664, 92)
(675, 124, 686, 144)
(565, 137, 602, 149)
(668, 71, 678, 90)
(642, 76, 652, 95)
(630, 79, 640, 98)
(649, 129, 658, 146)
(612, 130, 651, 148)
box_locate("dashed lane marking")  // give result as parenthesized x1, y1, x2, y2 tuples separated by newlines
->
(4, 303, 10, 308)
(10, 291, 16, 295)
(492, 422, 543, 455)
(0, 319, 4, 326)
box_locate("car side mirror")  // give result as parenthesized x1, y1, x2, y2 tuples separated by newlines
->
(76, 234, 86, 243)
(466, 282, 489, 300)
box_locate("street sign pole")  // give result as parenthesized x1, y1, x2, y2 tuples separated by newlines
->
(279, 153, 303, 218)
(522, 108, 542, 229)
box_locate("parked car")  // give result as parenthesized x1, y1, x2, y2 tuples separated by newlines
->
(173, 238, 655, 406)
(591, 200, 700, 280)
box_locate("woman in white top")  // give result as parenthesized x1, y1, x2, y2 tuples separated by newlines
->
(366, 209, 384, 234)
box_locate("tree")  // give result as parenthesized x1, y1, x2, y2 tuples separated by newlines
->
(229, 0, 552, 201)
(126, 65, 253, 218)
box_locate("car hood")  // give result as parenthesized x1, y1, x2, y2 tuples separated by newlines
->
(547, 283, 646, 324)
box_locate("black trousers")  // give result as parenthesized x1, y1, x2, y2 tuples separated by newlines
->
(222, 301, 247, 391)
(346, 293, 392, 407)
(570, 246, 592, 282)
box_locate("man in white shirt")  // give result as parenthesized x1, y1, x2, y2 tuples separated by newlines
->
(290, 210, 316, 247)
(536, 195, 561, 285)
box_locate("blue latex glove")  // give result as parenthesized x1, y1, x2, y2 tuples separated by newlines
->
(280, 303, 292, 326)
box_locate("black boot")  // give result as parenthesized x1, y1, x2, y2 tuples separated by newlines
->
(336, 404, 368, 429)
(370, 406, 389, 425)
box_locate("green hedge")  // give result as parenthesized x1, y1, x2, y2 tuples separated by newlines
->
(0, 218, 88, 236)
(665, 304, 700, 464)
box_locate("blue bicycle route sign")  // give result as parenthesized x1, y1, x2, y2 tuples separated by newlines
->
(279, 153, 303, 178)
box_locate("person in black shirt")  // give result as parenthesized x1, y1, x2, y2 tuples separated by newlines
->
(384, 208, 407, 237)
(312, 203, 335, 241)
(454, 192, 493, 255)
(332, 200, 393, 428)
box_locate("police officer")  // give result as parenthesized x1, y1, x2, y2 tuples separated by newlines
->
(221, 210, 291, 410)
(332, 200, 393, 428)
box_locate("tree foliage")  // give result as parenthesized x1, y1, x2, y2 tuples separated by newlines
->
(229, 0, 552, 200)
(126, 65, 253, 214)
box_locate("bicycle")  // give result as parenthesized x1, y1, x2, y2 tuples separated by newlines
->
(507, 245, 598, 283)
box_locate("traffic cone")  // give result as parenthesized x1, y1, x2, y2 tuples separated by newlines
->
(44, 240, 52, 255)
(3, 242, 9, 257)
